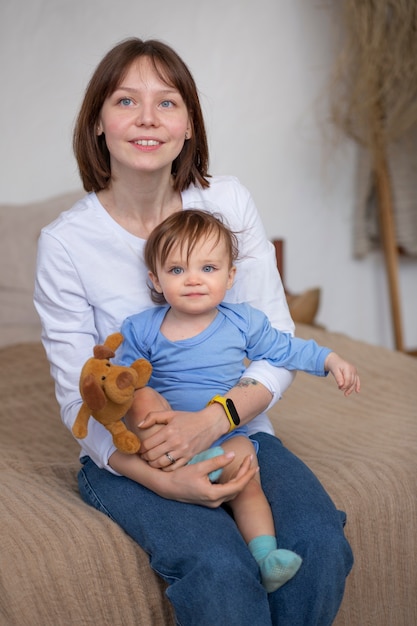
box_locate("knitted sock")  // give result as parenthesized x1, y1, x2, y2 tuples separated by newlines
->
(248, 535, 302, 593)
(188, 446, 224, 482)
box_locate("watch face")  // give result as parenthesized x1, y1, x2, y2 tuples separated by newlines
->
(226, 398, 240, 425)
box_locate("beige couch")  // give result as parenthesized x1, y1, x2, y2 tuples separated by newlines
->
(1, 192, 416, 625)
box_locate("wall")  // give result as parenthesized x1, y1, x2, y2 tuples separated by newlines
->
(1, 0, 416, 350)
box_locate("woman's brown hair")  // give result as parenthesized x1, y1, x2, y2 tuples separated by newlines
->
(73, 38, 210, 192)
(144, 209, 239, 304)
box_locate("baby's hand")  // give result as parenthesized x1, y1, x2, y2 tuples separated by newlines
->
(324, 352, 361, 397)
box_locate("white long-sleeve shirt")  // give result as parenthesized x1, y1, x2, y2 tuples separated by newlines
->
(34, 176, 295, 472)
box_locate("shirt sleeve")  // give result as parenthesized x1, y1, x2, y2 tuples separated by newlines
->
(34, 230, 119, 474)
(118, 315, 149, 365)
(243, 304, 331, 375)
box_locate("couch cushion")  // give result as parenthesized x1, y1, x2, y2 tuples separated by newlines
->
(0, 190, 84, 346)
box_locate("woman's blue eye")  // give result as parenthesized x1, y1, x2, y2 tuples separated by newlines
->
(161, 100, 174, 108)
(119, 97, 133, 106)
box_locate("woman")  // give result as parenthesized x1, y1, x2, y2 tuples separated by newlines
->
(34, 37, 353, 625)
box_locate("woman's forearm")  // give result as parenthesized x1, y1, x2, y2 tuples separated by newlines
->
(129, 363, 293, 469)
(243, 361, 296, 410)
(109, 449, 165, 491)
(225, 378, 273, 426)
(108, 448, 258, 507)
(173, 380, 274, 449)
(134, 378, 280, 468)
(109, 449, 196, 500)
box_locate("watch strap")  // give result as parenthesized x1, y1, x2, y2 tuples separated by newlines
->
(207, 395, 241, 432)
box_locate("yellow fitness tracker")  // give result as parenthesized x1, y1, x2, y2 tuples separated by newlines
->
(207, 395, 241, 432)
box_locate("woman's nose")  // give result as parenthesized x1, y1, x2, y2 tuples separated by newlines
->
(135, 103, 158, 126)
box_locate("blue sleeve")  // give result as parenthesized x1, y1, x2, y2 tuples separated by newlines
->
(117, 316, 150, 366)
(245, 305, 331, 376)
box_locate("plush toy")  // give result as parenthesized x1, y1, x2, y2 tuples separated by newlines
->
(72, 332, 152, 454)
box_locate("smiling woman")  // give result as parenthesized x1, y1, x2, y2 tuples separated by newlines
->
(73, 39, 209, 195)
(97, 61, 191, 175)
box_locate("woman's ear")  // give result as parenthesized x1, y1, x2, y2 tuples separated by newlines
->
(96, 121, 104, 136)
(185, 122, 192, 140)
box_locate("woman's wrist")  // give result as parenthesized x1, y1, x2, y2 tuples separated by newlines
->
(203, 379, 273, 435)
(225, 378, 272, 425)
(200, 402, 231, 439)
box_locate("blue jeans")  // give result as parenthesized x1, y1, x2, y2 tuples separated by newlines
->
(78, 432, 353, 626)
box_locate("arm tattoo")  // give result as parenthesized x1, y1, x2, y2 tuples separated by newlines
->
(235, 378, 259, 388)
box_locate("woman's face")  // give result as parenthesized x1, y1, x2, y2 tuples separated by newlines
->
(97, 57, 191, 179)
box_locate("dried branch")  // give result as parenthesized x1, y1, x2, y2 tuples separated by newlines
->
(330, 0, 417, 150)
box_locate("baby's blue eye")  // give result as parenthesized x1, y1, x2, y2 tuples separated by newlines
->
(203, 265, 214, 273)
(171, 267, 183, 275)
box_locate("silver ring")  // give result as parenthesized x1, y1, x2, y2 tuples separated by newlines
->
(165, 452, 176, 465)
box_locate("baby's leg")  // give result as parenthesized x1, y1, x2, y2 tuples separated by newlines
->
(221, 436, 302, 593)
(124, 386, 170, 443)
(219, 436, 274, 540)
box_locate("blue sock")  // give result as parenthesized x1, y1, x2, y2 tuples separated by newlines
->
(188, 446, 224, 482)
(248, 535, 302, 593)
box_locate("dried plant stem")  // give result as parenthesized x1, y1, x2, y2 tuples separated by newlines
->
(371, 99, 404, 351)
(329, 0, 417, 350)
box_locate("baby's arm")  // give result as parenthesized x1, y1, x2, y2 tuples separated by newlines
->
(324, 352, 361, 396)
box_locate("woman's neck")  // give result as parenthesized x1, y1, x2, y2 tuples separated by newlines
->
(97, 171, 183, 239)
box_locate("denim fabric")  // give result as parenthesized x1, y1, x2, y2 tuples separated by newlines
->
(78, 432, 353, 626)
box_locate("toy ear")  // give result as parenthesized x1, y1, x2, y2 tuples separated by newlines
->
(93, 345, 115, 360)
(116, 371, 135, 390)
(93, 332, 124, 360)
(104, 332, 124, 352)
(130, 359, 153, 387)
(81, 373, 107, 411)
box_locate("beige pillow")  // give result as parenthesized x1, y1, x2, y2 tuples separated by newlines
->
(0, 190, 84, 346)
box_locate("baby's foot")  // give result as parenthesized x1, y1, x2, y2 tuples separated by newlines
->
(259, 549, 302, 593)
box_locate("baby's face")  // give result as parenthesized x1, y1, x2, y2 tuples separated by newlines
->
(149, 234, 236, 316)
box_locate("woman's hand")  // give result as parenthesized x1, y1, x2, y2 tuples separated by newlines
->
(137, 406, 227, 469)
(124, 386, 230, 469)
(126, 381, 274, 470)
(158, 452, 258, 506)
(109, 448, 258, 508)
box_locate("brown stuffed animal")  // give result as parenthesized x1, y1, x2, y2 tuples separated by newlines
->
(72, 332, 152, 454)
